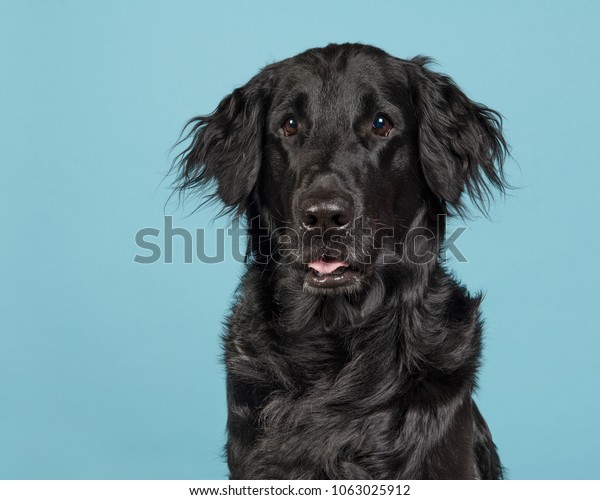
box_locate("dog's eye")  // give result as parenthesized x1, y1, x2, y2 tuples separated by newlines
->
(282, 117, 299, 137)
(372, 115, 393, 137)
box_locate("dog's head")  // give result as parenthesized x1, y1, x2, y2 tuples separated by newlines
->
(174, 44, 507, 295)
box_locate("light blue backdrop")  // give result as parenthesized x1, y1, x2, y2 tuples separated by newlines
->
(1, 0, 598, 480)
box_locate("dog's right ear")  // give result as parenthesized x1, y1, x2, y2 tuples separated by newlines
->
(173, 68, 274, 215)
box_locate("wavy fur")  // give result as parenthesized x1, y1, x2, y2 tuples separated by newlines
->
(173, 43, 507, 479)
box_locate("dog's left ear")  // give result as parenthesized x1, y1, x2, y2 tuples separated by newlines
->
(173, 68, 274, 216)
(409, 57, 509, 216)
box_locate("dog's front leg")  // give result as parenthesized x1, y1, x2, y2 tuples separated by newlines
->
(396, 390, 479, 479)
(225, 374, 268, 479)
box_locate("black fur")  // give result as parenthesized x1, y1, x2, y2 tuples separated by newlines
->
(174, 43, 508, 479)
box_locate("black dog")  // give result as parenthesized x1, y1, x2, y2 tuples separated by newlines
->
(174, 43, 508, 479)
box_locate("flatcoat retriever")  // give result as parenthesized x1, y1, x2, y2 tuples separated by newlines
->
(174, 43, 508, 479)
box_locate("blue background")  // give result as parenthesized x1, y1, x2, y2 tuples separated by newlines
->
(1, 0, 599, 480)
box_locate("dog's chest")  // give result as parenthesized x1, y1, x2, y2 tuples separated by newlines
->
(253, 348, 407, 466)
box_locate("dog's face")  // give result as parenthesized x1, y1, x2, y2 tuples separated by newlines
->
(259, 49, 424, 292)
(176, 44, 507, 295)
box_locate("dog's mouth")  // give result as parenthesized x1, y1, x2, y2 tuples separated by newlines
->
(304, 256, 362, 289)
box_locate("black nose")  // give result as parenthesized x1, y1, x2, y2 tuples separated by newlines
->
(300, 196, 354, 230)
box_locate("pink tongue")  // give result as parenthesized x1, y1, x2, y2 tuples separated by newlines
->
(308, 260, 348, 274)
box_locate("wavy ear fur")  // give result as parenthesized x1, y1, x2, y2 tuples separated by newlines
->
(173, 69, 273, 216)
(409, 57, 509, 217)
